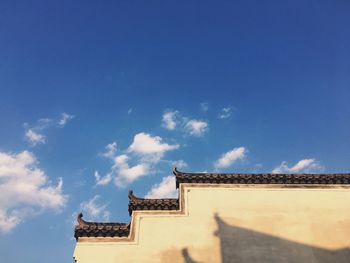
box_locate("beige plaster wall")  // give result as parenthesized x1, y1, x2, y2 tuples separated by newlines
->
(73, 185, 350, 263)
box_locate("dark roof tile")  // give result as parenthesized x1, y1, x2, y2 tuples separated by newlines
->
(128, 190, 179, 216)
(74, 213, 130, 240)
(173, 167, 350, 188)
(74, 168, 350, 240)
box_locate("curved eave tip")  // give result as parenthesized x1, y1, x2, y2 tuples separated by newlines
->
(173, 166, 180, 175)
(76, 212, 85, 226)
(128, 189, 134, 200)
(77, 212, 84, 222)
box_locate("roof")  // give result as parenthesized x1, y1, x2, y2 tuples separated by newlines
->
(128, 190, 179, 216)
(75, 167, 350, 240)
(74, 191, 179, 240)
(74, 213, 130, 240)
(173, 167, 350, 188)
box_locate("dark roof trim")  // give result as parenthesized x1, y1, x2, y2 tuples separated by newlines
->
(75, 190, 180, 240)
(74, 213, 130, 240)
(75, 168, 350, 240)
(128, 190, 179, 216)
(173, 167, 350, 188)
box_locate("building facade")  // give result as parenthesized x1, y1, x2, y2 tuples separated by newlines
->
(73, 168, 350, 262)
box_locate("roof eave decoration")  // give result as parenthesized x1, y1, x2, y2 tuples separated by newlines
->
(128, 189, 179, 216)
(74, 168, 350, 240)
(173, 167, 350, 188)
(74, 213, 130, 241)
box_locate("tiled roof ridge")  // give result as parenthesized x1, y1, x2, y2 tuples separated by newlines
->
(74, 213, 130, 240)
(128, 190, 179, 216)
(75, 190, 181, 240)
(173, 167, 350, 188)
(75, 168, 350, 240)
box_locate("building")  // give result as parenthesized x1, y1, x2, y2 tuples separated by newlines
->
(73, 168, 350, 262)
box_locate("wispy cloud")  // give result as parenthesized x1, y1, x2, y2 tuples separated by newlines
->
(101, 142, 117, 159)
(218, 107, 232, 119)
(58, 113, 74, 127)
(79, 195, 109, 222)
(162, 110, 179, 130)
(145, 176, 178, 198)
(24, 113, 74, 147)
(0, 151, 67, 232)
(23, 118, 52, 146)
(30, 118, 53, 130)
(214, 147, 247, 169)
(25, 129, 46, 146)
(94, 171, 112, 186)
(127, 108, 133, 115)
(161, 109, 209, 137)
(272, 159, 324, 173)
(185, 119, 208, 136)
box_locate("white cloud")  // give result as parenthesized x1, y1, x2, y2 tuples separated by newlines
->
(200, 102, 209, 112)
(214, 147, 246, 169)
(25, 129, 46, 146)
(145, 176, 178, 198)
(113, 154, 149, 187)
(185, 120, 208, 136)
(272, 159, 324, 173)
(116, 163, 149, 186)
(127, 108, 133, 115)
(102, 141, 117, 159)
(128, 133, 179, 155)
(97, 133, 180, 188)
(24, 113, 74, 147)
(94, 171, 112, 186)
(0, 151, 67, 232)
(162, 111, 178, 130)
(114, 154, 128, 166)
(0, 210, 20, 233)
(79, 195, 109, 221)
(58, 113, 74, 127)
(160, 109, 210, 138)
(218, 107, 232, 119)
(172, 160, 188, 169)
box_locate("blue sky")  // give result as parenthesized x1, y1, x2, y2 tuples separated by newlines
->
(0, 0, 350, 262)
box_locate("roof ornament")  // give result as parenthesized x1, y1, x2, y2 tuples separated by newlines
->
(128, 190, 144, 201)
(74, 212, 130, 240)
(173, 166, 180, 175)
(76, 212, 88, 227)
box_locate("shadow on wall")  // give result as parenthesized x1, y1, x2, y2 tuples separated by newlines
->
(182, 214, 350, 263)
